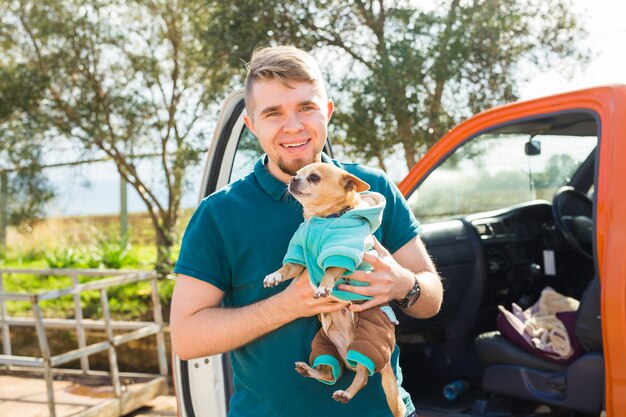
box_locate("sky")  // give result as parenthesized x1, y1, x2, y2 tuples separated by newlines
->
(520, 0, 626, 100)
(44, 0, 626, 217)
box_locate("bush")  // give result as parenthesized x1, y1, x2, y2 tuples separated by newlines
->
(44, 247, 81, 268)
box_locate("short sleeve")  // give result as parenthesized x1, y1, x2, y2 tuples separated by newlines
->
(173, 199, 231, 291)
(376, 172, 422, 254)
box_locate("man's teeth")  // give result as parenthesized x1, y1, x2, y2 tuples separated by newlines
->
(283, 141, 307, 148)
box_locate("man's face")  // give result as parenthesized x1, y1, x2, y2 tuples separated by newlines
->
(243, 79, 334, 182)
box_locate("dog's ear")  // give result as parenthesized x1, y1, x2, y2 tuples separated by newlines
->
(343, 174, 370, 192)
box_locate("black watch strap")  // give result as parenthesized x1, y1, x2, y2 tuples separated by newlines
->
(397, 276, 421, 309)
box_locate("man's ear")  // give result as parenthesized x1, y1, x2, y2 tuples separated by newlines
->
(343, 174, 370, 192)
(326, 99, 334, 121)
(243, 114, 257, 136)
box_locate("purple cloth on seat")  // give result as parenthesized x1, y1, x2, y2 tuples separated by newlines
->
(497, 310, 585, 365)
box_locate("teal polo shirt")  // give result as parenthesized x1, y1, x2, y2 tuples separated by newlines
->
(174, 153, 421, 417)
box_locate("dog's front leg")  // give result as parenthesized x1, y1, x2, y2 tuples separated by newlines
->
(314, 267, 347, 298)
(264, 263, 305, 288)
(332, 363, 368, 403)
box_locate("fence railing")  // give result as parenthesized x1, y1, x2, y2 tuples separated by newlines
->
(0, 268, 169, 417)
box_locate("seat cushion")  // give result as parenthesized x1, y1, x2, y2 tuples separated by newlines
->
(475, 331, 565, 372)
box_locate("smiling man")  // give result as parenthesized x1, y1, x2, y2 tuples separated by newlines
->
(170, 46, 443, 417)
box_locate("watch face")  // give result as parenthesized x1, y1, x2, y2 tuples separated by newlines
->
(406, 288, 421, 308)
(405, 279, 421, 308)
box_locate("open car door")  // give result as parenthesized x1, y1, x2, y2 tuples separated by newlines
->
(396, 85, 626, 417)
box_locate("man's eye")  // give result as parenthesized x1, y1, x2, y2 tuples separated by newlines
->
(267, 112, 280, 117)
(308, 173, 320, 183)
(301, 106, 313, 111)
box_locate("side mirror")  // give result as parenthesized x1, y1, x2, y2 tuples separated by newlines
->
(525, 139, 541, 156)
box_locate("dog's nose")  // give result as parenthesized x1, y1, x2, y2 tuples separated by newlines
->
(291, 176, 299, 183)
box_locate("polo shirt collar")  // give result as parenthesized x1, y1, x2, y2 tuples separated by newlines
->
(254, 153, 333, 201)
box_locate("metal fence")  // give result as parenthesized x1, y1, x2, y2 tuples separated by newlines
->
(0, 268, 169, 417)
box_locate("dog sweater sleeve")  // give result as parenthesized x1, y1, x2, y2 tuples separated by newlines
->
(282, 225, 306, 266)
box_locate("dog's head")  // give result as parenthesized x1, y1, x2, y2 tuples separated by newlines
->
(289, 163, 370, 219)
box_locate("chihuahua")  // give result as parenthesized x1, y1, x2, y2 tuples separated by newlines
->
(264, 162, 405, 417)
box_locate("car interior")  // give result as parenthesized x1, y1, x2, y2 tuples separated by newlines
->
(395, 112, 602, 417)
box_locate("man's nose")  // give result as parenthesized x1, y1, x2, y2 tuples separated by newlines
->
(283, 111, 304, 133)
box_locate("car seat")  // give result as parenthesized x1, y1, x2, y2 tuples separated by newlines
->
(474, 276, 603, 415)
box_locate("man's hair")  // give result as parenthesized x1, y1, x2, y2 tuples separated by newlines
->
(244, 46, 326, 114)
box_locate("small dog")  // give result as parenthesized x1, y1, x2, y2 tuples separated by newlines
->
(264, 163, 405, 417)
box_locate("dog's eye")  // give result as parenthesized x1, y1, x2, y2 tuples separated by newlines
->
(307, 173, 320, 183)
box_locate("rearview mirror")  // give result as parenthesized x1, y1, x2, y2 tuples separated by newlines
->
(525, 139, 541, 156)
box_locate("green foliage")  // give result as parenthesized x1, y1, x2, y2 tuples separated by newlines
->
(97, 239, 137, 269)
(207, 0, 588, 170)
(0, 0, 246, 271)
(43, 247, 81, 269)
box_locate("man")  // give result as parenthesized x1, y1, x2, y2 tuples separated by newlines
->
(170, 45, 443, 417)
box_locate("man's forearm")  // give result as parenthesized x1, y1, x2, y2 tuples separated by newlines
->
(172, 294, 290, 360)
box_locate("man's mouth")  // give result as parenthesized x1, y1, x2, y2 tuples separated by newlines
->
(281, 139, 310, 149)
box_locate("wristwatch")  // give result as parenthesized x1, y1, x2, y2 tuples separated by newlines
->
(397, 276, 421, 309)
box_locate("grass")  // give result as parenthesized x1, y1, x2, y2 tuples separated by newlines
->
(0, 210, 190, 321)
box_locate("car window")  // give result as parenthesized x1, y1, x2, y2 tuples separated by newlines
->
(229, 127, 264, 182)
(408, 127, 597, 224)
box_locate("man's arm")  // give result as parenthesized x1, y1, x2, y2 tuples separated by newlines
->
(387, 236, 443, 318)
(338, 235, 443, 318)
(170, 272, 347, 360)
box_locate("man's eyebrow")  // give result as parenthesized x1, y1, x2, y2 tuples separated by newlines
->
(298, 100, 318, 107)
(259, 105, 281, 116)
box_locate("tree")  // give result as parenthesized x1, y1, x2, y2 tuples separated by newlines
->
(0, 0, 242, 272)
(208, 0, 588, 171)
(0, 62, 53, 231)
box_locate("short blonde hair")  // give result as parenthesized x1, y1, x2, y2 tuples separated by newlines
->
(244, 46, 326, 114)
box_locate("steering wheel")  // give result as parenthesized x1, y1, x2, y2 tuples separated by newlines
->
(552, 186, 593, 259)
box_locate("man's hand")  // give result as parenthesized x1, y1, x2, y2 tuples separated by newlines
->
(273, 269, 348, 320)
(337, 239, 415, 313)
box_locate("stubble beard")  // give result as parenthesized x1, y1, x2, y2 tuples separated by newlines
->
(277, 154, 321, 177)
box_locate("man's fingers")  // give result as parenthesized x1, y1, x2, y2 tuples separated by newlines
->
(344, 270, 373, 283)
(337, 282, 375, 296)
(362, 252, 383, 266)
(349, 300, 377, 312)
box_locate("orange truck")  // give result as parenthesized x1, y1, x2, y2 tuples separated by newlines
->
(173, 85, 624, 417)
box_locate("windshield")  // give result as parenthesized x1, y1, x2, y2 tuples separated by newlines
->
(408, 130, 597, 223)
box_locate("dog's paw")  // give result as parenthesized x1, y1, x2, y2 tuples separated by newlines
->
(314, 286, 332, 299)
(294, 362, 312, 377)
(332, 390, 351, 403)
(263, 272, 284, 288)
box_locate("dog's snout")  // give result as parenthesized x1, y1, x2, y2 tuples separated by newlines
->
(291, 176, 300, 183)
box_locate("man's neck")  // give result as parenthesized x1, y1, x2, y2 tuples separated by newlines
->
(265, 161, 293, 184)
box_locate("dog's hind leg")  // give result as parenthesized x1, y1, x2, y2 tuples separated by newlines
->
(380, 363, 405, 417)
(294, 362, 334, 383)
(332, 363, 368, 403)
